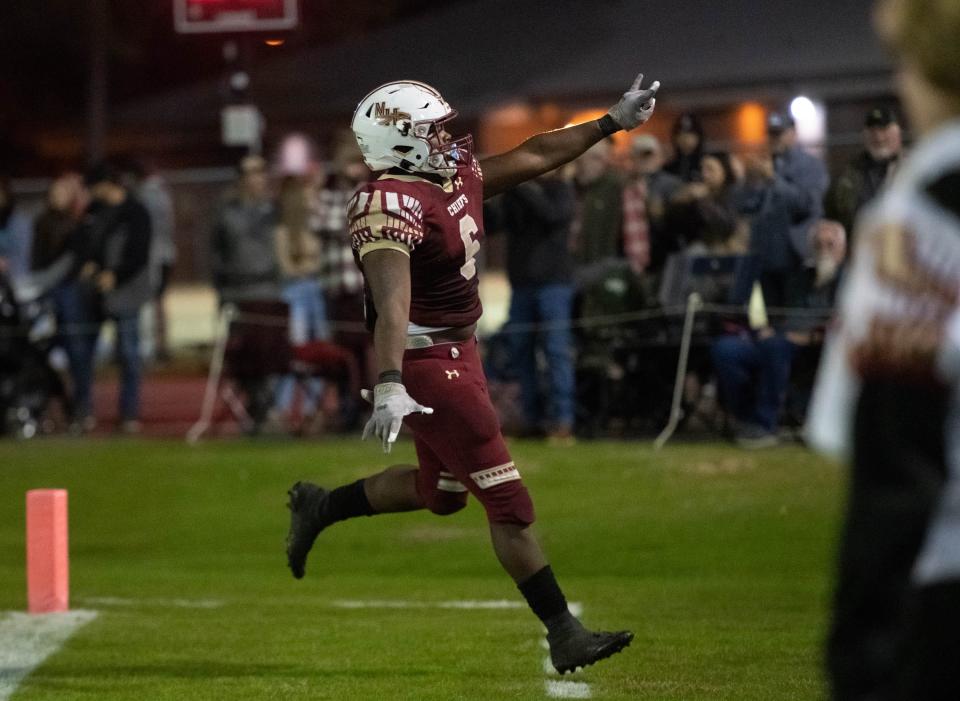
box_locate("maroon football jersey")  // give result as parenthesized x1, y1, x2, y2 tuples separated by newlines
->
(348, 159, 486, 329)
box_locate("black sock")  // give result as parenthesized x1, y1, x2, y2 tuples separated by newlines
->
(325, 479, 376, 523)
(518, 565, 579, 636)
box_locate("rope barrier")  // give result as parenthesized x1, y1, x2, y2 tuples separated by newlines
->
(0, 302, 836, 341)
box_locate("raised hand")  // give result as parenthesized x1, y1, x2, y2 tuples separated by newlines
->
(607, 72, 661, 131)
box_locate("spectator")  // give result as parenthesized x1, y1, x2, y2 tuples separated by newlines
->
(314, 136, 371, 431)
(133, 162, 177, 362)
(622, 134, 682, 274)
(663, 112, 705, 183)
(316, 136, 371, 381)
(25, 174, 96, 429)
(30, 173, 87, 272)
(275, 175, 330, 428)
(734, 112, 829, 307)
(570, 139, 623, 286)
(824, 106, 903, 240)
(501, 171, 577, 442)
(79, 161, 153, 433)
(210, 155, 279, 305)
(661, 150, 747, 261)
(0, 176, 34, 279)
(711, 219, 845, 448)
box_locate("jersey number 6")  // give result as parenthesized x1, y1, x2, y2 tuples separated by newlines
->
(459, 213, 480, 281)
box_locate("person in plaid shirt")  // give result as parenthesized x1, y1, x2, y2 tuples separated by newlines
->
(314, 138, 372, 420)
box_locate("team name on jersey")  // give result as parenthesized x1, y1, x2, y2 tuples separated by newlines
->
(447, 193, 469, 216)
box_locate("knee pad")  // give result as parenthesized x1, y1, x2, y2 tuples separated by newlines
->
(480, 480, 535, 526)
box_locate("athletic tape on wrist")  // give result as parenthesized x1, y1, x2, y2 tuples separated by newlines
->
(597, 114, 622, 136)
(378, 370, 403, 385)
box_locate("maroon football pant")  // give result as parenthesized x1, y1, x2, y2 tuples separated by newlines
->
(402, 337, 535, 526)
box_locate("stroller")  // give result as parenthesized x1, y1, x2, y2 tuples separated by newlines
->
(0, 272, 72, 437)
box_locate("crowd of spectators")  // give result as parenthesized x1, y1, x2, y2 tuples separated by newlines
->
(485, 106, 900, 447)
(0, 105, 904, 443)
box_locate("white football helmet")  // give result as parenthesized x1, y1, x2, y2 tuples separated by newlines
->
(351, 80, 472, 177)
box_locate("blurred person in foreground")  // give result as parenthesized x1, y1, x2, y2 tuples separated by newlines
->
(77, 162, 153, 433)
(500, 170, 577, 442)
(824, 106, 904, 241)
(210, 155, 279, 305)
(0, 176, 34, 279)
(286, 74, 660, 674)
(621, 134, 682, 274)
(712, 219, 846, 448)
(808, 0, 960, 698)
(734, 112, 829, 307)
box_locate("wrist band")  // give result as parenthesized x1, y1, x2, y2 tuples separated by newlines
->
(597, 114, 622, 136)
(378, 370, 402, 385)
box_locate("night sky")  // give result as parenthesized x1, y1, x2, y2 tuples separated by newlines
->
(0, 0, 455, 170)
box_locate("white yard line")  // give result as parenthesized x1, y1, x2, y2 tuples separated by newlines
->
(544, 680, 592, 699)
(328, 598, 592, 697)
(331, 599, 526, 610)
(75, 596, 225, 609)
(0, 610, 97, 701)
(544, 602, 590, 699)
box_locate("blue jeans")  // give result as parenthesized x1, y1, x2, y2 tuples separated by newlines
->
(277, 279, 329, 414)
(55, 284, 141, 420)
(114, 314, 141, 421)
(507, 283, 576, 430)
(54, 281, 100, 419)
(711, 332, 795, 432)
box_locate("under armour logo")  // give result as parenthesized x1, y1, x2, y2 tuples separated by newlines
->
(454, 176, 464, 190)
(445, 370, 460, 380)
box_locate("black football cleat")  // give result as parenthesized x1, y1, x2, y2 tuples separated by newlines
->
(285, 481, 330, 579)
(548, 627, 634, 674)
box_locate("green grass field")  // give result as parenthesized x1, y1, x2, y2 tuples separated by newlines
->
(1, 439, 843, 700)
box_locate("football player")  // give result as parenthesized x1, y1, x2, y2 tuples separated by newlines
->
(807, 0, 960, 698)
(287, 73, 659, 674)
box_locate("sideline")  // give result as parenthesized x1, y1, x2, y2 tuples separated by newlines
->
(0, 610, 98, 701)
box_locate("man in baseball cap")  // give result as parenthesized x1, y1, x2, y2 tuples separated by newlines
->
(824, 106, 903, 237)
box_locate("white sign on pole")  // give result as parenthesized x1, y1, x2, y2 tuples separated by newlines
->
(221, 105, 263, 151)
(174, 0, 298, 34)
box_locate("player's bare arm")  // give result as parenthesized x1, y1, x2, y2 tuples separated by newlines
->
(362, 248, 410, 377)
(481, 73, 660, 199)
(359, 247, 433, 452)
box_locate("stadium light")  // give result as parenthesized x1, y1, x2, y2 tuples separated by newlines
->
(790, 95, 826, 146)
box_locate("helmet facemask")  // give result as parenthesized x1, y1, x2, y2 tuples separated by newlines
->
(409, 115, 472, 177)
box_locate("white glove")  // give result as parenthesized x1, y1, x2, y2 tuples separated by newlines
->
(360, 382, 433, 453)
(606, 72, 660, 131)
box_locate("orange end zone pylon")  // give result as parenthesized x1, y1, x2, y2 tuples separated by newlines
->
(26, 489, 69, 613)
